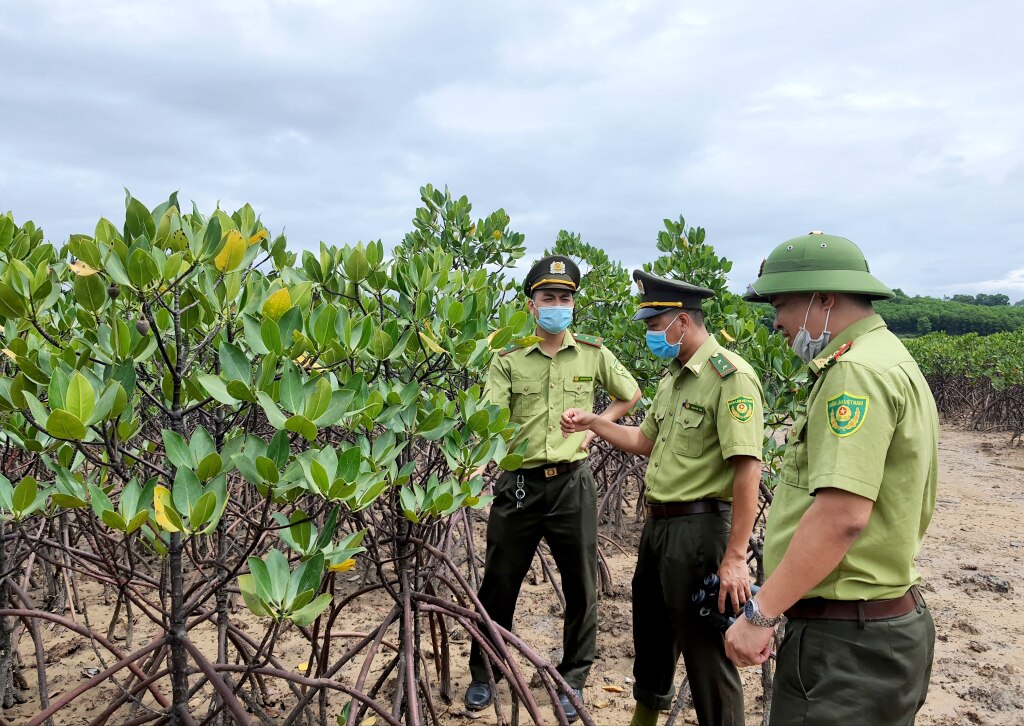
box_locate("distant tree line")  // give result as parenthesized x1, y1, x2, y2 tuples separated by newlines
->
(875, 290, 1024, 336)
(748, 290, 1024, 337)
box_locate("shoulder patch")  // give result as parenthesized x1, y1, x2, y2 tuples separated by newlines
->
(575, 333, 603, 348)
(826, 392, 869, 437)
(709, 353, 737, 379)
(727, 395, 754, 422)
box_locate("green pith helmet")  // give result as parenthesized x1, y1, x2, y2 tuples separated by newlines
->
(743, 231, 895, 303)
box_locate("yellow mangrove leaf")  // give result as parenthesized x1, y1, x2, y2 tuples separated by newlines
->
(328, 558, 356, 573)
(214, 230, 246, 272)
(262, 288, 292, 321)
(248, 229, 268, 246)
(69, 260, 98, 276)
(153, 485, 181, 533)
(418, 331, 445, 355)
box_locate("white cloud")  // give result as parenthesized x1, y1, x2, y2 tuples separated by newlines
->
(943, 269, 1024, 298)
(1, 0, 1023, 296)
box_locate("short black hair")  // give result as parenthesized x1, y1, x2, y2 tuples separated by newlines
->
(656, 307, 704, 327)
(848, 293, 875, 310)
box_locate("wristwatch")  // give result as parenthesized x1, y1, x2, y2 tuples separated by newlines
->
(743, 597, 783, 628)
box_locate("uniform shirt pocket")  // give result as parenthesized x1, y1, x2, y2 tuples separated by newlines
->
(672, 410, 705, 458)
(564, 378, 595, 410)
(510, 379, 543, 418)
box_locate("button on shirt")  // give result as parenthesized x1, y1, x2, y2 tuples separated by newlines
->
(483, 331, 639, 468)
(639, 338, 764, 503)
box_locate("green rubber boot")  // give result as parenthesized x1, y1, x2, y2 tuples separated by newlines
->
(629, 701, 659, 726)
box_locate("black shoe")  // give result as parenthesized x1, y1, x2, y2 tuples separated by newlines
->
(464, 680, 494, 711)
(558, 688, 583, 723)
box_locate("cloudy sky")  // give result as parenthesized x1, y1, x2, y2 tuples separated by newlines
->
(2, 1, 1022, 298)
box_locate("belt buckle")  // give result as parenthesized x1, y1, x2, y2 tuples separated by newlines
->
(544, 467, 558, 478)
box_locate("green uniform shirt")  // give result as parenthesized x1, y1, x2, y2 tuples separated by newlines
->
(484, 331, 639, 468)
(764, 314, 939, 600)
(639, 337, 764, 502)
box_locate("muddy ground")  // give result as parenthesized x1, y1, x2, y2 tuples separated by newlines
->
(7, 424, 1024, 725)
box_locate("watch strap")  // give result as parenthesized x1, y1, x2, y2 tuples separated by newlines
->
(745, 597, 783, 628)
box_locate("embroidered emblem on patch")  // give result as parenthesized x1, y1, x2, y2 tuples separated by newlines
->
(826, 392, 868, 437)
(728, 396, 754, 423)
(550, 260, 566, 274)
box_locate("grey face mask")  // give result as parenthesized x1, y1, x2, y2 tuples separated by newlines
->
(791, 295, 831, 362)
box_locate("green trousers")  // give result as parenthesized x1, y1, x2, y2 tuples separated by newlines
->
(632, 510, 745, 726)
(769, 598, 935, 725)
(469, 466, 598, 689)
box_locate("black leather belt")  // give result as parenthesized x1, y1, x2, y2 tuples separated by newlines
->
(517, 460, 585, 480)
(786, 586, 924, 622)
(645, 500, 731, 518)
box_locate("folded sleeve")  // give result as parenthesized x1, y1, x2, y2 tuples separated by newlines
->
(716, 371, 765, 461)
(482, 354, 512, 409)
(806, 362, 898, 501)
(598, 346, 640, 402)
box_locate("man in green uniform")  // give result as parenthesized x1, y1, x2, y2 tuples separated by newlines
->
(561, 271, 765, 726)
(465, 254, 641, 721)
(726, 232, 938, 725)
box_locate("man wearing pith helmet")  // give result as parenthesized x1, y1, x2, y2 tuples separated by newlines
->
(464, 254, 641, 721)
(561, 270, 765, 726)
(726, 232, 939, 725)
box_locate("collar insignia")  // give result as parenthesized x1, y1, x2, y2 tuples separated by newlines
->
(812, 342, 853, 373)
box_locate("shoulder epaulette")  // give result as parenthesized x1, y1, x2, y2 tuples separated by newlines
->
(574, 333, 603, 348)
(499, 342, 524, 357)
(709, 352, 738, 379)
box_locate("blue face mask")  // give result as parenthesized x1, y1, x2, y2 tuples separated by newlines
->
(645, 317, 684, 358)
(535, 305, 573, 334)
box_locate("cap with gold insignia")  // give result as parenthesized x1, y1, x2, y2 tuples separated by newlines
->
(632, 270, 715, 321)
(523, 255, 581, 296)
(743, 231, 894, 303)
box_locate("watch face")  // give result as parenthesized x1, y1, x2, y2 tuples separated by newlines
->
(744, 599, 755, 619)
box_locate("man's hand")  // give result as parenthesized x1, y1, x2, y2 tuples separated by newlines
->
(717, 552, 752, 614)
(561, 408, 597, 436)
(724, 615, 774, 668)
(578, 430, 597, 451)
